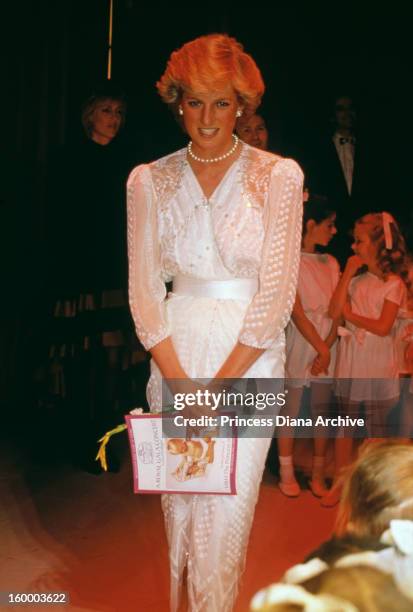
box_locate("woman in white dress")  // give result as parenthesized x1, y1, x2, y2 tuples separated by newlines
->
(126, 34, 303, 611)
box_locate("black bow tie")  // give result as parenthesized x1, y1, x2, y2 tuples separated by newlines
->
(339, 137, 355, 145)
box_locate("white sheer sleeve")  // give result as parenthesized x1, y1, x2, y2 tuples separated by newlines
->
(238, 159, 304, 349)
(127, 164, 170, 351)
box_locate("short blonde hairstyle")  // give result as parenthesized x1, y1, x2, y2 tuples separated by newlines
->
(157, 34, 265, 115)
(336, 442, 413, 537)
(81, 94, 126, 138)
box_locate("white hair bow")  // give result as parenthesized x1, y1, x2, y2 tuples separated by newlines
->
(382, 211, 395, 250)
(284, 557, 329, 584)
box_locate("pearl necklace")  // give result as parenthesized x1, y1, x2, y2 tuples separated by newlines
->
(187, 134, 239, 163)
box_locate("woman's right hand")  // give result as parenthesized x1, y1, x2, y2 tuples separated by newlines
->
(167, 378, 215, 438)
(344, 255, 364, 278)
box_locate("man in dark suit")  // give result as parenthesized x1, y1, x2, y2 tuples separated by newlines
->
(307, 95, 378, 266)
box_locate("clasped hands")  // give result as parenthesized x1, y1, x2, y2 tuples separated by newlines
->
(166, 378, 235, 438)
(310, 344, 330, 377)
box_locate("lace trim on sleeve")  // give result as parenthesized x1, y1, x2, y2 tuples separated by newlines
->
(239, 158, 304, 349)
(127, 164, 170, 351)
(240, 147, 283, 208)
(150, 149, 187, 210)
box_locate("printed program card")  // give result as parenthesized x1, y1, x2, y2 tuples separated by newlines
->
(125, 414, 237, 495)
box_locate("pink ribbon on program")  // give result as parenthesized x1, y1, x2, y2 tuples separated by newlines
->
(382, 211, 395, 250)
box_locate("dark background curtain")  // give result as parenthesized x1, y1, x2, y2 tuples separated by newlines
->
(1, 0, 412, 411)
(3, 1, 411, 177)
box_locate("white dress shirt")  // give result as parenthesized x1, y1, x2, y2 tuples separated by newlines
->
(333, 131, 355, 195)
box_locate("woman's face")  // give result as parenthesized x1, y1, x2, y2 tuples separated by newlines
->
(181, 85, 240, 157)
(236, 114, 268, 150)
(90, 99, 123, 145)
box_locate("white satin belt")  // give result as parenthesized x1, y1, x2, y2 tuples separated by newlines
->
(338, 325, 370, 345)
(172, 275, 259, 300)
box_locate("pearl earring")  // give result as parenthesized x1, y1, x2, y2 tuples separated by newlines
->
(178, 106, 184, 116)
(236, 109, 243, 118)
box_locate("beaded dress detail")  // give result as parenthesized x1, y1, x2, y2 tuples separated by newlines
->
(127, 143, 303, 611)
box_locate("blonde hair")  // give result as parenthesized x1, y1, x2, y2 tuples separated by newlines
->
(336, 442, 413, 537)
(251, 567, 412, 611)
(81, 93, 126, 138)
(157, 34, 265, 116)
(304, 566, 412, 612)
(405, 254, 413, 307)
(167, 439, 186, 454)
(354, 212, 407, 279)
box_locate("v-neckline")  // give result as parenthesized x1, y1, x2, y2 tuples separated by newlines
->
(186, 146, 244, 203)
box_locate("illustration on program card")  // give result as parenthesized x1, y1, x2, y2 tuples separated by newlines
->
(125, 414, 237, 494)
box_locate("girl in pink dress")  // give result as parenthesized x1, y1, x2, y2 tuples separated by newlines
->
(323, 212, 408, 506)
(279, 196, 340, 497)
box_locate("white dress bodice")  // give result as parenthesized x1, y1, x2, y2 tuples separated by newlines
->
(127, 144, 304, 352)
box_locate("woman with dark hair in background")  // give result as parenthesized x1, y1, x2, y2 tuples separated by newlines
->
(236, 112, 269, 150)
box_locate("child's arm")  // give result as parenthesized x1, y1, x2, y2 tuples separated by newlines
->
(324, 318, 341, 348)
(328, 256, 364, 320)
(403, 322, 413, 338)
(342, 299, 400, 337)
(405, 341, 413, 370)
(291, 294, 330, 374)
(311, 319, 341, 375)
(173, 458, 188, 481)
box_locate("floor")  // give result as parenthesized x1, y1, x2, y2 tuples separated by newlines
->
(0, 429, 337, 612)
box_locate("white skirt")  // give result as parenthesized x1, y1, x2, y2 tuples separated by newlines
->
(334, 325, 400, 402)
(147, 291, 285, 612)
